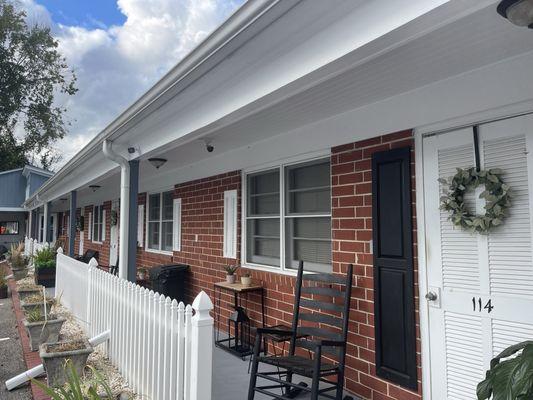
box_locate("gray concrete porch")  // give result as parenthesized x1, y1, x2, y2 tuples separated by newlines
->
(212, 345, 358, 400)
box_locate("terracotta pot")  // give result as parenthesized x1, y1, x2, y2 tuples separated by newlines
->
(226, 274, 236, 284)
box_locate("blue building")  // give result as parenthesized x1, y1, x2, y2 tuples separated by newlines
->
(0, 165, 53, 251)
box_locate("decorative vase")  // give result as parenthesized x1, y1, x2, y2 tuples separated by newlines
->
(226, 274, 236, 284)
(240, 276, 252, 287)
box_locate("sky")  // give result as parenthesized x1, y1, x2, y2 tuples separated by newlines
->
(17, 0, 245, 169)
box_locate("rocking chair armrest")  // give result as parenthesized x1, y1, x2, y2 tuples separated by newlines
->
(256, 327, 294, 337)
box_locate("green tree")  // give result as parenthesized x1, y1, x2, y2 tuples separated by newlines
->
(0, 0, 77, 171)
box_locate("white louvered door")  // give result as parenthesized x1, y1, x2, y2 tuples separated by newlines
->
(423, 114, 533, 400)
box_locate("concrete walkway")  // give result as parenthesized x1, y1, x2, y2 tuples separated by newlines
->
(0, 294, 32, 400)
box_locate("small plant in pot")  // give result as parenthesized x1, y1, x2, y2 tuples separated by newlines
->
(9, 242, 28, 280)
(240, 272, 252, 287)
(24, 308, 66, 351)
(21, 292, 54, 315)
(17, 283, 45, 301)
(33, 360, 116, 399)
(224, 265, 239, 284)
(34, 247, 57, 287)
(40, 339, 94, 387)
(477, 340, 533, 399)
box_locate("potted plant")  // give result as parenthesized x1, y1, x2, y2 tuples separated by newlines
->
(23, 309, 66, 351)
(17, 283, 44, 301)
(33, 360, 115, 399)
(224, 265, 239, 284)
(9, 242, 28, 280)
(240, 272, 252, 287)
(0, 268, 7, 299)
(34, 247, 57, 287)
(137, 267, 148, 281)
(20, 292, 54, 315)
(478, 340, 533, 399)
(40, 339, 94, 387)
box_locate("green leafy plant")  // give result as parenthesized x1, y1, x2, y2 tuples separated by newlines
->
(477, 341, 533, 399)
(34, 247, 56, 269)
(224, 265, 239, 275)
(32, 360, 115, 400)
(26, 308, 44, 323)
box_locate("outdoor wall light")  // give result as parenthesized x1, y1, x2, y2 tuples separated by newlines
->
(498, 0, 533, 28)
(89, 185, 101, 192)
(148, 157, 167, 169)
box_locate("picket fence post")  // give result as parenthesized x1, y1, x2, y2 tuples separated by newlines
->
(189, 291, 214, 400)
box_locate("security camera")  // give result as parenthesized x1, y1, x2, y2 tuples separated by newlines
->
(206, 143, 214, 153)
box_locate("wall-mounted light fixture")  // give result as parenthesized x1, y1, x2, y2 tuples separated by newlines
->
(89, 185, 101, 192)
(498, 0, 533, 28)
(148, 157, 167, 169)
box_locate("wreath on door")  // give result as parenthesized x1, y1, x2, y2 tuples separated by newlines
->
(439, 167, 512, 234)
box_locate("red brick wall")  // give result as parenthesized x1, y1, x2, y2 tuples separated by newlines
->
(66, 130, 420, 400)
(331, 130, 420, 400)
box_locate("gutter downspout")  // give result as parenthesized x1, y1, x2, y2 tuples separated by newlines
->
(102, 140, 129, 280)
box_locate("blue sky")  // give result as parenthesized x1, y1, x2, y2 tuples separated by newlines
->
(21, 0, 244, 168)
(36, 0, 126, 29)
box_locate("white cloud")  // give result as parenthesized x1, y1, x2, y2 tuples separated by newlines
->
(19, 0, 243, 169)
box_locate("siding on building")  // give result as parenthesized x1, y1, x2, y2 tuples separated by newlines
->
(28, 173, 50, 198)
(0, 169, 26, 208)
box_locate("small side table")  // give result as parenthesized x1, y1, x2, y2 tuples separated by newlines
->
(214, 281, 265, 359)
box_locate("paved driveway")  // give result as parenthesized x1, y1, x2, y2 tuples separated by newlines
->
(0, 294, 32, 400)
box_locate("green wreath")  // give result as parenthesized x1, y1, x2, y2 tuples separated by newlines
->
(439, 167, 512, 234)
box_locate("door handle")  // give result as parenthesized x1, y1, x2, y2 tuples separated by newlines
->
(425, 291, 438, 301)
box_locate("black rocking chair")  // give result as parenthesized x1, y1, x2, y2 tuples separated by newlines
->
(248, 261, 354, 400)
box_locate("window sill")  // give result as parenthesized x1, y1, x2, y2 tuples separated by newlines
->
(145, 248, 173, 256)
(92, 241, 103, 245)
(240, 263, 298, 277)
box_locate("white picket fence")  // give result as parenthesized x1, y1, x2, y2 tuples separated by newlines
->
(55, 248, 214, 400)
(24, 237, 51, 262)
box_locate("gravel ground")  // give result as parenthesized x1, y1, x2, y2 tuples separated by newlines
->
(0, 294, 32, 400)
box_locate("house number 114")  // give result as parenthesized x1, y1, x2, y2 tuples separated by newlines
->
(472, 297, 494, 313)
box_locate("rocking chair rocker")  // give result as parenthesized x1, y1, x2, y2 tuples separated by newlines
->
(247, 261, 354, 400)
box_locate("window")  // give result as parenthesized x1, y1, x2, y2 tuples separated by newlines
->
(245, 158, 331, 273)
(92, 205, 104, 242)
(0, 221, 19, 235)
(147, 191, 174, 252)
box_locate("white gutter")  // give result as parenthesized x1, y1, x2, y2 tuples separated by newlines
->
(102, 140, 129, 280)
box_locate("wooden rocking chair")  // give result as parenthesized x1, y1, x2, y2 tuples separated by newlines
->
(248, 261, 354, 400)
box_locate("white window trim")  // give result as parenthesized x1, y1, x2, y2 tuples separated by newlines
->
(92, 205, 104, 244)
(145, 189, 175, 255)
(241, 154, 332, 274)
(137, 204, 144, 248)
(223, 190, 237, 259)
(173, 198, 182, 252)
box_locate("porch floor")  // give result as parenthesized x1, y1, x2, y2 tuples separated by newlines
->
(212, 344, 359, 400)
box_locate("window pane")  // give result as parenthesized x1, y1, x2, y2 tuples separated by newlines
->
(286, 160, 330, 214)
(248, 170, 279, 216)
(246, 219, 280, 266)
(149, 194, 160, 221)
(162, 221, 173, 251)
(148, 221, 160, 249)
(0, 222, 19, 235)
(285, 217, 331, 272)
(162, 191, 174, 220)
